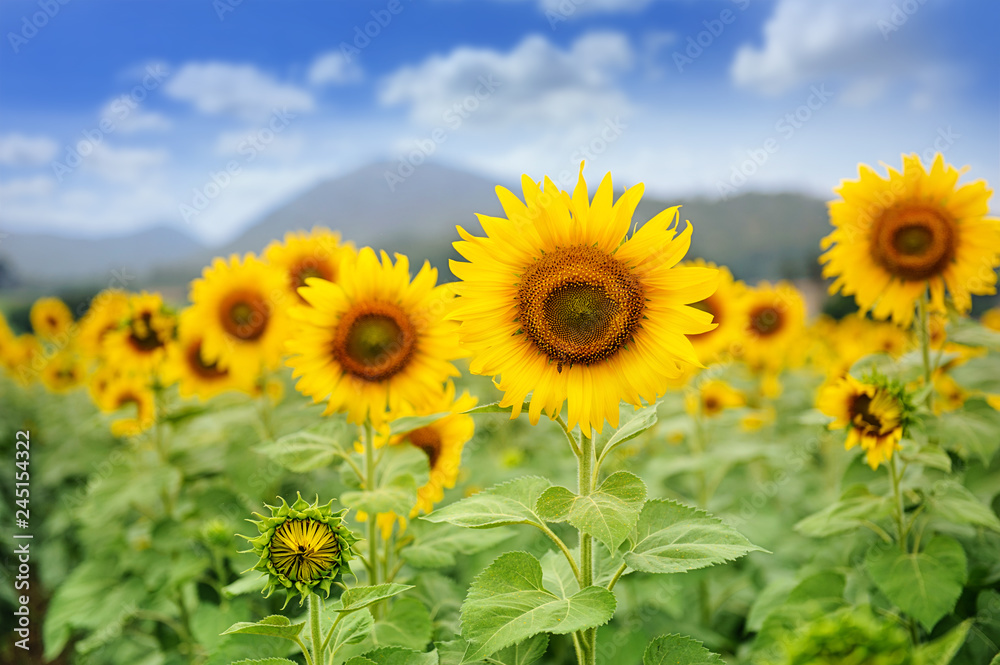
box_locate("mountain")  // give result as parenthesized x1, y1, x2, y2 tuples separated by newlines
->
(0, 225, 204, 287)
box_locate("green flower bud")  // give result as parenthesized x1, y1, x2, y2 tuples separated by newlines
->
(240, 493, 360, 607)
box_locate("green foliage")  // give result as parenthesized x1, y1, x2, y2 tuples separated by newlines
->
(424, 476, 552, 529)
(535, 471, 647, 552)
(642, 634, 724, 664)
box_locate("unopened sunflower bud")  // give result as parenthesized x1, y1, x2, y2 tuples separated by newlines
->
(240, 493, 359, 607)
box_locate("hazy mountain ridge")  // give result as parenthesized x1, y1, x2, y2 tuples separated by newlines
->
(0, 162, 830, 290)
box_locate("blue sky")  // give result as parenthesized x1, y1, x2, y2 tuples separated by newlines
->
(0, 0, 996, 245)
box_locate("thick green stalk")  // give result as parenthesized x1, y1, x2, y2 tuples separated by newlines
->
(888, 455, 907, 554)
(363, 420, 382, 618)
(577, 430, 596, 665)
(917, 291, 934, 409)
(309, 592, 322, 665)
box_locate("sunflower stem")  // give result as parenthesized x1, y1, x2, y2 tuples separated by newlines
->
(309, 591, 323, 665)
(917, 291, 934, 410)
(362, 419, 382, 618)
(888, 454, 907, 554)
(577, 427, 597, 665)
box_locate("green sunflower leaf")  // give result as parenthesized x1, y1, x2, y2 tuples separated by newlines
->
(423, 476, 552, 529)
(255, 420, 351, 473)
(643, 634, 725, 665)
(535, 471, 647, 552)
(624, 499, 765, 574)
(373, 597, 433, 650)
(328, 609, 375, 655)
(794, 484, 891, 537)
(390, 412, 450, 436)
(495, 634, 549, 665)
(460, 551, 616, 662)
(924, 480, 1000, 532)
(220, 615, 305, 641)
(865, 535, 968, 631)
(597, 403, 659, 463)
(926, 398, 1000, 464)
(230, 659, 300, 665)
(914, 619, 973, 665)
(403, 522, 513, 568)
(357, 646, 439, 664)
(345, 659, 379, 665)
(338, 584, 415, 613)
(463, 401, 531, 415)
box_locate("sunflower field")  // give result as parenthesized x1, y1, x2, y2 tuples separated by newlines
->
(2, 154, 1000, 665)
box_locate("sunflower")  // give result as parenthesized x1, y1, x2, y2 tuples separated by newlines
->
(161, 309, 254, 401)
(983, 307, 1000, 332)
(189, 253, 291, 374)
(98, 374, 156, 437)
(385, 384, 477, 516)
(821, 153, 1000, 326)
(39, 348, 87, 393)
(286, 247, 463, 424)
(449, 166, 718, 436)
(685, 379, 745, 418)
(2, 334, 42, 385)
(242, 494, 358, 606)
(77, 289, 129, 360)
(809, 314, 912, 381)
(103, 292, 176, 374)
(818, 374, 907, 470)
(683, 260, 745, 365)
(265, 227, 356, 303)
(30, 297, 74, 341)
(737, 281, 806, 373)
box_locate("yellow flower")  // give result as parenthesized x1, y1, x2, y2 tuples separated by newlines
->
(685, 379, 745, 418)
(265, 227, 356, 303)
(932, 373, 966, 413)
(818, 375, 905, 470)
(77, 289, 129, 360)
(98, 374, 156, 437)
(103, 292, 176, 374)
(286, 247, 463, 424)
(737, 281, 805, 373)
(189, 253, 291, 374)
(683, 260, 745, 365)
(450, 166, 718, 436)
(161, 309, 255, 401)
(740, 406, 775, 432)
(39, 348, 87, 393)
(810, 314, 912, 381)
(30, 297, 73, 341)
(983, 307, 1000, 332)
(821, 153, 1000, 326)
(1, 334, 42, 385)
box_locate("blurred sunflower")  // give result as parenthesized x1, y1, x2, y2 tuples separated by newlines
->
(286, 247, 462, 424)
(683, 259, 744, 365)
(88, 363, 122, 407)
(189, 253, 291, 374)
(1, 334, 41, 385)
(77, 289, 129, 360)
(39, 348, 87, 393)
(103, 292, 176, 374)
(30, 297, 73, 340)
(450, 166, 718, 436)
(98, 374, 156, 437)
(685, 379, 745, 418)
(738, 281, 806, 373)
(818, 374, 908, 470)
(983, 307, 1000, 332)
(821, 153, 1000, 326)
(162, 310, 254, 401)
(265, 227, 356, 303)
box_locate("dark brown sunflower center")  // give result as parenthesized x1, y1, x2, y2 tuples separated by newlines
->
(290, 259, 333, 292)
(220, 290, 269, 341)
(333, 302, 416, 382)
(749, 306, 783, 337)
(116, 392, 140, 410)
(46, 315, 57, 328)
(871, 206, 955, 281)
(849, 393, 882, 433)
(128, 312, 165, 353)
(517, 245, 644, 370)
(703, 395, 721, 414)
(407, 425, 442, 467)
(185, 340, 228, 380)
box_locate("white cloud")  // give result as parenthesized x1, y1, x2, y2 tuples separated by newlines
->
(380, 32, 634, 127)
(0, 133, 59, 166)
(730, 0, 949, 106)
(308, 51, 363, 86)
(81, 144, 170, 184)
(213, 129, 305, 161)
(165, 62, 315, 120)
(0, 176, 55, 200)
(99, 97, 173, 133)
